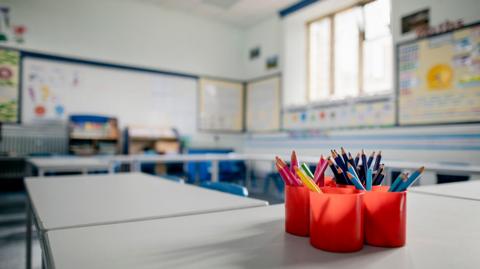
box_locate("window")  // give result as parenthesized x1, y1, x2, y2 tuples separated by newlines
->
(308, 0, 392, 102)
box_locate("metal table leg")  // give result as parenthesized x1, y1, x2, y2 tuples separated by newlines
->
(26, 199, 32, 269)
(211, 160, 219, 182)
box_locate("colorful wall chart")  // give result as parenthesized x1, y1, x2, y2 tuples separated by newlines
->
(398, 23, 480, 125)
(22, 57, 77, 122)
(0, 48, 20, 122)
(283, 99, 395, 130)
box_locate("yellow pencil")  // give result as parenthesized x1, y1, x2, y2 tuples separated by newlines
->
(295, 167, 322, 193)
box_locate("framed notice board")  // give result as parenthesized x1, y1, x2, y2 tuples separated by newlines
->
(398, 22, 480, 125)
(198, 78, 244, 132)
(246, 76, 281, 132)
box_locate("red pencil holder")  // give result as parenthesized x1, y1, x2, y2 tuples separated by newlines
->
(285, 185, 310, 236)
(309, 188, 364, 252)
(364, 186, 407, 247)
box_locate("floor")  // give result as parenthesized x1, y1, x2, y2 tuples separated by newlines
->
(0, 192, 42, 269)
(0, 175, 283, 269)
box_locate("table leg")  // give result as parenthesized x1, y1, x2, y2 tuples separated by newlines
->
(246, 159, 252, 188)
(26, 199, 32, 269)
(211, 160, 219, 182)
(38, 169, 45, 177)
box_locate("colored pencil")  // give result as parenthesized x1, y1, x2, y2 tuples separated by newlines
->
(373, 151, 382, 171)
(290, 150, 299, 174)
(313, 155, 328, 186)
(276, 156, 301, 186)
(388, 173, 407, 192)
(361, 149, 368, 182)
(346, 172, 366, 191)
(340, 147, 349, 166)
(295, 167, 322, 193)
(354, 153, 360, 168)
(366, 168, 373, 191)
(347, 152, 356, 168)
(337, 166, 349, 185)
(347, 163, 361, 185)
(275, 162, 292, 185)
(332, 150, 347, 171)
(395, 166, 425, 192)
(327, 157, 342, 183)
(372, 164, 384, 185)
(301, 163, 314, 179)
(367, 151, 375, 168)
(375, 171, 385, 186)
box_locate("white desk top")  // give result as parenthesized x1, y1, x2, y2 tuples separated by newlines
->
(25, 172, 267, 231)
(411, 180, 480, 201)
(28, 157, 111, 171)
(46, 193, 480, 269)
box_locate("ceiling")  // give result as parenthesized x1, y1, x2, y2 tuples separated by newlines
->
(140, 0, 298, 28)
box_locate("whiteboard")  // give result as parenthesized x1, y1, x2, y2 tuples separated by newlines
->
(246, 76, 281, 132)
(198, 78, 244, 132)
(398, 24, 480, 125)
(21, 56, 198, 135)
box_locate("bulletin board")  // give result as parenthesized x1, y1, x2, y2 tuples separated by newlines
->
(398, 23, 480, 125)
(0, 48, 20, 123)
(246, 76, 281, 132)
(198, 78, 244, 132)
(21, 54, 199, 135)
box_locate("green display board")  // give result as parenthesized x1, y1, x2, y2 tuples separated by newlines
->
(0, 48, 20, 122)
(398, 23, 480, 125)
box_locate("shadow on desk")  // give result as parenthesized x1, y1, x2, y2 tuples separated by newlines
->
(142, 219, 411, 269)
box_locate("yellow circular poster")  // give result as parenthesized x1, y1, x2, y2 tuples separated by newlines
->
(427, 64, 453, 90)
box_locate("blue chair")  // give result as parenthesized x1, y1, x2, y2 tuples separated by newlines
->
(263, 172, 285, 195)
(199, 181, 248, 197)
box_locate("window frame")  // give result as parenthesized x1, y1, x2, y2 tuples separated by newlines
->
(306, 0, 392, 105)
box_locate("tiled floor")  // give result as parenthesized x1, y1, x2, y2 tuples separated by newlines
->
(0, 193, 42, 269)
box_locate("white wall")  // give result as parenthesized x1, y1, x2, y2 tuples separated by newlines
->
(1, 0, 245, 80)
(243, 16, 282, 80)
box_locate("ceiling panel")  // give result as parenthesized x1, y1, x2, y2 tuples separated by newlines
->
(140, 0, 297, 28)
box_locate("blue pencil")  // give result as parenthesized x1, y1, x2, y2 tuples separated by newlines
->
(347, 172, 366, 191)
(366, 168, 373, 191)
(388, 173, 406, 192)
(367, 151, 375, 168)
(395, 167, 425, 192)
(361, 149, 368, 182)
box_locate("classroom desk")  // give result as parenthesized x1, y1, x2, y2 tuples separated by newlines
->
(410, 180, 480, 201)
(24, 172, 268, 269)
(110, 153, 480, 184)
(28, 157, 113, 176)
(44, 193, 480, 269)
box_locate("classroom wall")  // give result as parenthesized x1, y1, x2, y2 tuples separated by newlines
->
(243, 0, 480, 176)
(1, 0, 245, 80)
(243, 16, 283, 80)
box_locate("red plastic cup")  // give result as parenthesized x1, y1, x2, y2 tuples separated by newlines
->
(364, 186, 407, 247)
(309, 187, 364, 252)
(285, 185, 310, 236)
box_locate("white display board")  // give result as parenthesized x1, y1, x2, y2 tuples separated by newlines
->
(246, 76, 281, 132)
(198, 78, 244, 132)
(22, 56, 198, 135)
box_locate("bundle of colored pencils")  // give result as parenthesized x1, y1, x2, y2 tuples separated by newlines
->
(328, 147, 424, 192)
(276, 149, 424, 193)
(275, 151, 329, 193)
